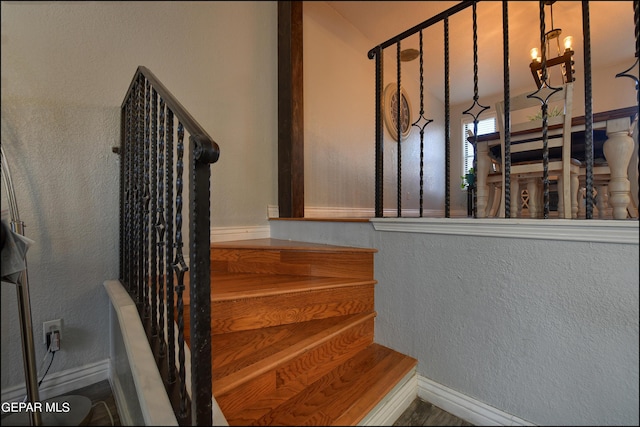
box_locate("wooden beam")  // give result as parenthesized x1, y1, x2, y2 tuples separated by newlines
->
(278, 1, 304, 218)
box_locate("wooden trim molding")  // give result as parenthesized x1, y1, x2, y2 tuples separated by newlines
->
(370, 217, 639, 245)
(278, 1, 305, 218)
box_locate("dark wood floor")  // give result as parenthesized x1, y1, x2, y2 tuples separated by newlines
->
(32, 380, 470, 426)
(394, 398, 474, 426)
(59, 380, 121, 426)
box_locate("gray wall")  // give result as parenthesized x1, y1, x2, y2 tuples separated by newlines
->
(1, 1, 277, 392)
(270, 219, 639, 426)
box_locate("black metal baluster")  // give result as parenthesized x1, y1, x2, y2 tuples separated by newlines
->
(502, 0, 511, 218)
(462, 1, 489, 218)
(529, 0, 562, 219)
(582, 1, 594, 219)
(411, 29, 434, 218)
(444, 16, 451, 219)
(153, 98, 167, 342)
(418, 32, 425, 218)
(372, 46, 384, 218)
(165, 106, 176, 383)
(160, 109, 173, 360)
(396, 41, 402, 217)
(174, 121, 189, 419)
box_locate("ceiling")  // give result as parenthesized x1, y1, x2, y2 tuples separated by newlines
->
(325, 1, 637, 105)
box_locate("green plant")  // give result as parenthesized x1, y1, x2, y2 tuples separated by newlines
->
(528, 106, 562, 121)
(460, 167, 475, 189)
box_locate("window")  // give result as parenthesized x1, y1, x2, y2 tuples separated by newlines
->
(462, 115, 496, 175)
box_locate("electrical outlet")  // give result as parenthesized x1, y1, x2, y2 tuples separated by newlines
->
(47, 330, 60, 352)
(43, 319, 62, 347)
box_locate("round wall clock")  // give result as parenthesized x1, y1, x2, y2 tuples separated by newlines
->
(383, 83, 412, 140)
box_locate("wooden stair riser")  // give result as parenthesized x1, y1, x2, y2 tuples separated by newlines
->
(215, 317, 375, 419)
(211, 284, 374, 334)
(211, 314, 372, 374)
(212, 249, 374, 280)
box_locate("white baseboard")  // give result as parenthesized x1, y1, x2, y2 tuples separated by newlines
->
(359, 368, 417, 426)
(210, 225, 270, 242)
(1, 359, 110, 403)
(269, 205, 466, 219)
(304, 206, 375, 218)
(417, 376, 535, 426)
(305, 206, 447, 218)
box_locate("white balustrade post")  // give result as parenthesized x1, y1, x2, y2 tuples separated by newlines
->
(603, 117, 634, 219)
(476, 141, 490, 217)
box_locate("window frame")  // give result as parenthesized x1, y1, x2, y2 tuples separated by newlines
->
(461, 113, 496, 177)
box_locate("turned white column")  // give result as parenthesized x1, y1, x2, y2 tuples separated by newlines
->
(558, 176, 566, 218)
(571, 172, 579, 219)
(527, 178, 540, 218)
(510, 178, 519, 218)
(603, 117, 634, 219)
(475, 141, 490, 218)
(596, 184, 610, 219)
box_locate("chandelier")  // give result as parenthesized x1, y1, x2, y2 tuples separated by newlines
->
(529, 1, 575, 88)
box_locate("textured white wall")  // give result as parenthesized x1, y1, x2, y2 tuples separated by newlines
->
(1, 0, 277, 391)
(303, 2, 377, 211)
(270, 219, 639, 426)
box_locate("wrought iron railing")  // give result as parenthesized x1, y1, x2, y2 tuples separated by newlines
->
(117, 66, 220, 425)
(369, 0, 639, 219)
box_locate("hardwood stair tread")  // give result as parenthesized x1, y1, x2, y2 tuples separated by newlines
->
(213, 312, 376, 396)
(211, 238, 377, 254)
(211, 272, 376, 301)
(223, 343, 418, 426)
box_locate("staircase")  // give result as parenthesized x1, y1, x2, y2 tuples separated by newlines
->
(200, 238, 418, 426)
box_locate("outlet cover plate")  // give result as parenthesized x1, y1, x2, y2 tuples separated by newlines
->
(43, 319, 62, 345)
